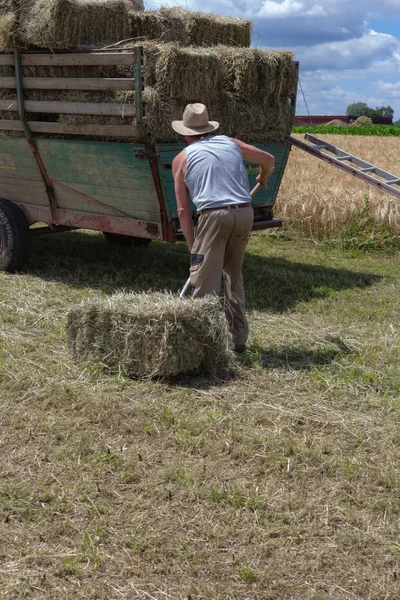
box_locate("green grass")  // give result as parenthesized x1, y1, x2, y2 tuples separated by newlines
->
(1, 230, 400, 599)
(292, 124, 400, 136)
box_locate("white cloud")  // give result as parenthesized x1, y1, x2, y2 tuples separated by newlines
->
(377, 81, 400, 91)
(297, 30, 400, 70)
(258, 0, 304, 18)
(257, 1, 327, 18)
(307, 5, 327, 16)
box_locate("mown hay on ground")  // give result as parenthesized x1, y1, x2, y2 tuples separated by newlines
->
(129, 8, 251, 47)
(20, 0, 135, 49)
(324, 119, 348, 126)
(66, 292, 234, 379)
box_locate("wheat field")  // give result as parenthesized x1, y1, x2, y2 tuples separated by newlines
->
(275, 135, 400, 238)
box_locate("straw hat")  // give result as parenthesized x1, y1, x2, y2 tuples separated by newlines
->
(172, 103, 219, 136)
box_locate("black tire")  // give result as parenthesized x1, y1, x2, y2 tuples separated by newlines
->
(0, 199, 30, 272)
(102, 232, 152, 247)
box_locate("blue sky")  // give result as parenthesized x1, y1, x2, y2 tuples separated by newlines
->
(146, 0, 400, 120)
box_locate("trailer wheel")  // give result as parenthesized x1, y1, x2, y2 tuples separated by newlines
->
(102, 232, 152, 247)
(0, 199, 30, 272)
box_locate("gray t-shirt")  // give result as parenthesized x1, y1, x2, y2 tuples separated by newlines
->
(184, 135, 251, 212)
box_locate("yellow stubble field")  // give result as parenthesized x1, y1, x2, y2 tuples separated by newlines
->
(275, 135, 400, 238)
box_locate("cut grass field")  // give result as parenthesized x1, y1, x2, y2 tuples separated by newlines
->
(1, 222, 400, 598)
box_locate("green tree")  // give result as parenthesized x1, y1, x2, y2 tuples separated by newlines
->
(346, 103, 394, 121)
(375, 105, 394, 119)
(346, 102, 370, 117)
(365, 107, 381, 118)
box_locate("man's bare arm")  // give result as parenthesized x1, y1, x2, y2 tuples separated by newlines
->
(172, 151, 195, 251)
(231, 138, 275, 187)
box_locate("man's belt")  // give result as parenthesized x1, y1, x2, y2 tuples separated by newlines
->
(197, 202, 252, 215)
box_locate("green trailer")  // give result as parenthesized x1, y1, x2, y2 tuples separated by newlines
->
(0, 48, 298, 272)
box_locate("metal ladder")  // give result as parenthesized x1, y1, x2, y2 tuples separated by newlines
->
(287, 133, 400, 200)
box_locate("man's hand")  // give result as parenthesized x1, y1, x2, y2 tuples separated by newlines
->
(257, 166, 275, 188)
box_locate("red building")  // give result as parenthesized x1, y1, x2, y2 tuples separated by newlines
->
(294, 115, 393, 125)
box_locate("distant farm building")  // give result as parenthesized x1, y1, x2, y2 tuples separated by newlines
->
(294, 115, 393, 126)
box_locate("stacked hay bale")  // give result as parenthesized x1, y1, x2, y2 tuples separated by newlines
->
(140, 43, 296, 142)
(0, 2, 297, 143)
(21, 0, 137, 49)
(129, 7, 251, 47)
(67, 292, 234, 378)
(0, 0, 16, 52)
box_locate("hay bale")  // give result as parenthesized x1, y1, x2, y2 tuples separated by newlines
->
(139, 44, 297, 142)
(0, 11, 16, 51)
(129, 0, 143, 9)
(141, 43, 296, 106)
(129, 10, 187, 44)
(20, 0, 133, 49)
(57, 112, 139, 142)
(324, 119, 348, 126)
(0, 42, 296, 142)
(159, 7, 251, 47)
(66, 292, 234, 379)
(0, 13, 296, 143)
(213, 94, 295, 142)
(141, 88, 295, 143)
(147, 44, 223, 102)
(351, 116, 373, 127)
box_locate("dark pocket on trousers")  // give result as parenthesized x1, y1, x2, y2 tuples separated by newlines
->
(189, 254, 204, 286)
(190, 253, 204, 264)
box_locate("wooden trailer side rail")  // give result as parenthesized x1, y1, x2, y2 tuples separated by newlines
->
(0, 47, 174, 241)
(3, 49, 143, 138)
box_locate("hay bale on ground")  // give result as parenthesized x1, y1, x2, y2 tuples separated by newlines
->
(20, 0, 134, 49)
(324, 119, 348, 126)
(66, 292, 234, 379)
(351, 116, 373, 127)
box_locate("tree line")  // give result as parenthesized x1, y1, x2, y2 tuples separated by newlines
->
(346, 103, 396, 121)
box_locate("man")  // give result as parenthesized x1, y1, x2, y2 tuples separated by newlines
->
(172, 103, 275, 353)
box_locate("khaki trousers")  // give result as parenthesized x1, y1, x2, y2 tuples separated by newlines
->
(190, 205, 254, 347)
